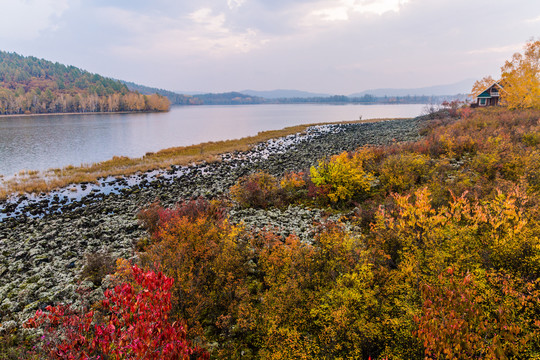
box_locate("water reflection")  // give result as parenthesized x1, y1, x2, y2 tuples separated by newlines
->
(0, 104, 426, 177)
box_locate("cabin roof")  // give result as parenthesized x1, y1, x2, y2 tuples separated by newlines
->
(477, 90, 493, 98)
(474, 81, 503, 99)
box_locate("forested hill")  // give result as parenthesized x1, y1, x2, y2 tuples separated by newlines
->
(121, 80, 200, 105)
(191, 91, 265, 105)
(121, 82, 266, 106)
(0, 51, 170, 115)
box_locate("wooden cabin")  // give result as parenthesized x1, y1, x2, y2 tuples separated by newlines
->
(475, 82, 503, 107)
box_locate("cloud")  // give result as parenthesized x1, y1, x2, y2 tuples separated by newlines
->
(227, 0, 247, 10)
(189, 8, 228, 33)
(467, 43, 524, 55)
(306, 0, 409, 24)
(525, 15, 540, 23)
(2, 0, 539, 94)
(101, 6, 268, 60)
(0, 0, 71, 40)
(352, 0, 410, 15)
(88, 0, 540, 92)
(311, 5, 350, 22)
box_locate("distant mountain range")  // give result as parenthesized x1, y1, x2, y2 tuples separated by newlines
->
(349, 79, 475, 97)
(237, 80, 475, 99)
(188, 92, 265, 105)
(240, 89, 332, 99)
(125, 79, 475, 106)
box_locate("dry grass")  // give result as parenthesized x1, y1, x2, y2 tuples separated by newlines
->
(0, 118, 396, 199)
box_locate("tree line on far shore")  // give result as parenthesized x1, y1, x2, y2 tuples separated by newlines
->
(0, 51, 170, 115)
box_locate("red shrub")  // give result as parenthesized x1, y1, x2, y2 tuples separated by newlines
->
(26, 265, 209, 360)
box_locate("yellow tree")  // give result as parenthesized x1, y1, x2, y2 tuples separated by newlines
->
(500, 39, 540, 109)
(470, 75, 496, 98)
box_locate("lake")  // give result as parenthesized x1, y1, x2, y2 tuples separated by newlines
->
(0, 103, 427, 177)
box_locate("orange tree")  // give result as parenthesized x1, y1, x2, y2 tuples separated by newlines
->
(139, 200, 257, 358)
(367, 187, 540, 358)
(415, 268, 540, 359)
(500, 40, 540, 109)
(253, 223, 406, 359)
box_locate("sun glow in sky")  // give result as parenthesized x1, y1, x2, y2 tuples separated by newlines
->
(0, 0, 537, 94)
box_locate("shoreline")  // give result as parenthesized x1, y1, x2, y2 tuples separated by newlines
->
(0, 117, 398, 200)
(0, 116, 423, 331)
(0, 109, 169, 119)
(0, 102, 428, 119)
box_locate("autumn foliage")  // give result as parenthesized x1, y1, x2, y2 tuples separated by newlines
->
(471, 75, 497, 98)
(139, 201, 250, 349)
(500, 40, 540, 109)
(25, 265, 208, 360)
(0, 51, 170, 115)
(416, 268, 540, 359)
(228, 107, 540, 358)
(141, 202, 399, 358)
(230, 171, 283, 208)
(17, 107, 540, 359)
(310, 149, 375, 203)
(472, 39, 540, 110)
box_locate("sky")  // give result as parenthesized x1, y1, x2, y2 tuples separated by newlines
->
(0, 0, 538, 94)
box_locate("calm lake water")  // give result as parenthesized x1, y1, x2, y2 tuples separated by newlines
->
(0, 104, 426, 177)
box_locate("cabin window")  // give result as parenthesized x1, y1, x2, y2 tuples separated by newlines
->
(480, 98, 486, 105)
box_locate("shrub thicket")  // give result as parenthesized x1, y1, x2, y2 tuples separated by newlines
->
(23, 107, 540, 359)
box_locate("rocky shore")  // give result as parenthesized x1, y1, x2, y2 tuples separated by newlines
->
(0, 117, 423, 331)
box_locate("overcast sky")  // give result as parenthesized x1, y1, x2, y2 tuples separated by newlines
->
(0, 0, 538, 94)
